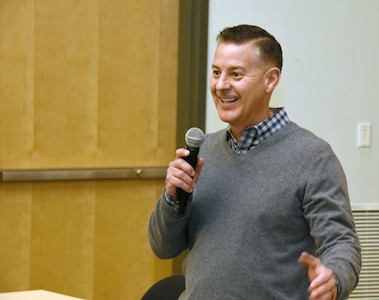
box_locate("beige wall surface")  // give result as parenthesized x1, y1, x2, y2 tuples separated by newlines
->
(0, 1, 179, 299)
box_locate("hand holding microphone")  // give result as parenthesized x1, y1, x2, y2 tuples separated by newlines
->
(166, 127, 205, 215)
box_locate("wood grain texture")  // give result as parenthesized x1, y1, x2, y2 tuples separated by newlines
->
(0, 0, 178, 299)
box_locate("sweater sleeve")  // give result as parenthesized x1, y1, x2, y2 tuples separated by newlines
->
(302, 149, 361, 300)
(148, 189, 190, 259)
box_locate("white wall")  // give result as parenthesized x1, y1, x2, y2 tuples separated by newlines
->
(206, 0, 378, 205)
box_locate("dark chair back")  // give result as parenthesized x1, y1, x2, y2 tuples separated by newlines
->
(141, 275, 185, 300)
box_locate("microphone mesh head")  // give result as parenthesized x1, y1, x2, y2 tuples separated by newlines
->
(185, 127, 205, 148)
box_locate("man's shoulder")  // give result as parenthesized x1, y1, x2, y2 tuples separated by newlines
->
(281, 122, 334, 154)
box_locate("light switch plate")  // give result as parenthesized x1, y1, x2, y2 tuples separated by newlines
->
(357, 123, 371, 148)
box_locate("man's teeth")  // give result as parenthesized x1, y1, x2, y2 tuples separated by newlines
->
(221, 97, 238, 103)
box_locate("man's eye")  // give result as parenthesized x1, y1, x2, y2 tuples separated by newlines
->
(232, 72, 243, 79)
(212, 70, 221, 77)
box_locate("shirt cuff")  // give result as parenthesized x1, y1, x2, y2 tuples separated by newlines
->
(335, 275, 341, 297)
(164, 189, 176, 207)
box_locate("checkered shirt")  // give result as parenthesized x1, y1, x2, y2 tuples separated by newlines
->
(226, 108, 290, 156)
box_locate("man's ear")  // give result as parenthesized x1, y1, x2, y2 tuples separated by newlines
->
(265, 67, 281, 93)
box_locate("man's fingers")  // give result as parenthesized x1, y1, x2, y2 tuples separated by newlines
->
(298, 252, 322, 284)
(298, 252, 337, 300)
(298, 252, 320, 268)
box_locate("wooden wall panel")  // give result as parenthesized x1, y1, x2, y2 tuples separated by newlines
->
(33, 0, 99, 167)
(0, 0, 34, 292)
(0, 0, 179, 299)
(0, 184, 32, 290)
(93, 180, 161, 300)
(29, 182, 96, 299)
(0, 0, 34, 168)
(97, 0, 177, 167)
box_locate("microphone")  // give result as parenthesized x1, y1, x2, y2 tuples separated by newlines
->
(174, 127, 205, 215)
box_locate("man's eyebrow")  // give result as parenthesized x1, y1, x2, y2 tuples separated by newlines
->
(211, 65, 246, 71)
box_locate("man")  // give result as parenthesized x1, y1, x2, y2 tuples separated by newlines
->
(148, 24, 361, 300)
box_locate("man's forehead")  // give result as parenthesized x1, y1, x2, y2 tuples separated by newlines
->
(213, 42, 261, 67)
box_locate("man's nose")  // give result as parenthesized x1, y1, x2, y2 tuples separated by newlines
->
(216, 74, 231, 90)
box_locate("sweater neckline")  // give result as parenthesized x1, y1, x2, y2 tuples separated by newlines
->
(220, 121, 296, 160)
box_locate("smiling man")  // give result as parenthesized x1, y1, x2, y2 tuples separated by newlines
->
(148, 24, 361, 300)
(211, 38, 280, 140)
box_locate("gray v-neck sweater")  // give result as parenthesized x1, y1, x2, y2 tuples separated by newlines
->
(148, 122, 361, 300)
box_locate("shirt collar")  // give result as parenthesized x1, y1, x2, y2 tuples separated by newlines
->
(226, 107, 290, 155)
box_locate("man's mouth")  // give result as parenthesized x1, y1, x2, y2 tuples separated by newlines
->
(221, 97, 238, 103)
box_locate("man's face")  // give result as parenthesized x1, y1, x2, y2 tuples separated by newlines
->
(210, 42, 272, 137)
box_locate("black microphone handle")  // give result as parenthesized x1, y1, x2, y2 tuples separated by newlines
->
(174, 146, 200, 215)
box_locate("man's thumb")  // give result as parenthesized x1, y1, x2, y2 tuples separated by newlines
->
(298, 251, 319, 268)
